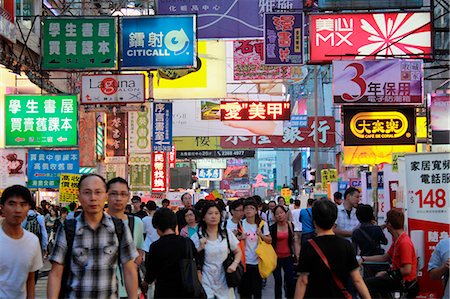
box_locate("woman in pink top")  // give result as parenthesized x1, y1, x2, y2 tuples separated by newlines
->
(269, 205, 296, 299)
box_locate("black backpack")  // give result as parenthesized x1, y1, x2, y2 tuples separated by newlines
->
(25, 214, 42, 242)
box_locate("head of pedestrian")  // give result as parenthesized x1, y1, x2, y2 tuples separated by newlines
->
(312, 198, 338, 231)
(294, 199, 301, 208)
(131, 195, 142, 213)
(307, 197, 316, 207)
(344, 187, 361, 209)
(145, 201, 157, 214)
(184, 207, 199, 227)
(356, 204, 375, 224)
(333, 191, 343, 205)
(252, 195, 263, 208)
(230, 199, 244, 221)
(244, 199, 261, 225)
(268, 200, 277, 211)
(78, 174, 107, 216)
(277, 196, 286, 206)
(385, 208, 404, 234)
(60, 207, 69, 220)
(0, 185, 34, 226)
(199, 201, 223, 233)
(274, 205, 288, 223)
(106, 177, 130, 214)
(152, 207, 177, 236)
(161, 198, 170, 208)
(181, 192, 192, 209)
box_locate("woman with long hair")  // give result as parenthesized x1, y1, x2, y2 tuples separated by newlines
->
(270, 205, 296, 299)
(180, 208, 199, 238)
(240, 199, 272, 299)
(192, 201, 242, 299)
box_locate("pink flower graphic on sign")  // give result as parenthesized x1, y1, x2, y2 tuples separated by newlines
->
(356, 13, 431, 59)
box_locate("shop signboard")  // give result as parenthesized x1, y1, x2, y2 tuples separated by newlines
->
(43, 17, 116, 70)
(343, 107, 415, 146)
(152, 103, 172, 152)
(152, 151, 168, 192)
(196, 159, 227, 169)
(264, 13, 303, 65)
(105, 112, 127, 160)
(81, 74, 145, 104)
(220, 101, 291, 121)
(309, 12, 432, 63)
(128, 103, 152, 154)
(197, 168, 222, 181)
(405, 152, 450, 298)
(333, 60, 423, 105)
(5, 95, 77, 147)
(0, 149, 27, 189)
(59, 174, 81, 203)
(129, 154, 151, 191)
(27, 150, 80, 188)
(121, 16, 196, 69)
(157, 0, 302, 39)
(176, 150, 255, 159)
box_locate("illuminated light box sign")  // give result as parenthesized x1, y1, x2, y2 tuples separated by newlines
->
(309, 12, 432, 63)
(343, 107, 415, 146)
(220, 101, 291, 121)
(5, 95, 77, 147)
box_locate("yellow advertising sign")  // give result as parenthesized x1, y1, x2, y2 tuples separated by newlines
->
(344, 145, 416, 165)
(416, 116, 427, 139)
(173, 137, 222, 151)
(328, 169, 338, 182)
(59, 174, 81, 203)
(281, 188, 292, 201)
(151, 41, 226, 99)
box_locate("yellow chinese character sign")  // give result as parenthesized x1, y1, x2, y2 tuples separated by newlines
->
(59, 174, 81, 203)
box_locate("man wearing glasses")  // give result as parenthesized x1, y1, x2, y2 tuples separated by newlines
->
(106, 177, 145, 298)
(47, 174, 138, 299)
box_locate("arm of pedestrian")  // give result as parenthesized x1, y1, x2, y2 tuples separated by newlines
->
(399, 263, 412, 277)
(227, 246, 242, 273)
(135, 249, 144, 266)
(350, 268, 371, 299)
(26, 272, 36, 299)
(429, 258, 450, 280)
(294, 274, 308, 299)
(47, 262, 64, 299)
(333, 227, 352, 237)
(123, 260, 138, 299)
(361, 253, 390, 263)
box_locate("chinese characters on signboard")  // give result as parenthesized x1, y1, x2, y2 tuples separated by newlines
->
(129, 154, 151, 191)
(343, 108, 415, 146)
(168, 146, 176, 168)
(333, 60, 423, 105)
(176, 150, 256, 159)
(197, 168, 222, 181)
(264, 13, 303, 65)
(121, 16, 196, 68)
(152, 151, 168, 192)
(43, 18, 116, 69)
(309, 12, 432, 63)
(220, 101, 290, 121)
(128, 103, 152, 154)
(221, 116, 336, 148)
(59, 174, 81, 203)
(106, 112, 127, 159)
(28, 150, 80, 188)
(152, 103, 172, 152)
(5, 95, 77, 147)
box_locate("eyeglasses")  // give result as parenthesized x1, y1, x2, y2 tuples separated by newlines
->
(80, 190, 105, 197)
(109, 192, 130, 198)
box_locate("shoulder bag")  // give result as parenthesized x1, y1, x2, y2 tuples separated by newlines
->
(255, 221, 277, 279)
(179, 237, 206, 298)
(222, 230, 244, 287)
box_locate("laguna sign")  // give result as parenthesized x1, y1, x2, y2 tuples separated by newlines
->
(81, 74, 145, 104)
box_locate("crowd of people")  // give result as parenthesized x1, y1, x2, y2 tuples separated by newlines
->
(0, 175, 449, 299)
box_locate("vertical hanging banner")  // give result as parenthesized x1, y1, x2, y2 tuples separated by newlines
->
(129, 154, 152, 191)
(98, 163, 127, 182)
(405, 152, 450, 299)
(264, 12, 303, 65)
(152, 103, 173, 152)
(168, 146, 176, 168)
(152, 151, 168, 193)
(105, 112, 127, 162)
(42, 17, 116, 70)
(128, 103, 152, 154)
(79, 110, 97, 167)
(0, 149, 27, 188)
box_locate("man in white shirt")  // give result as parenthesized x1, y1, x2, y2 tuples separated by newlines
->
(0, 185, 43, 299)
(291, 199, 302, 260)
(334, 187, 361, 242)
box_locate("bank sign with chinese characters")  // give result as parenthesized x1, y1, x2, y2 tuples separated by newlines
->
(310, 12, 432, 63)
(5, 95, 77, 147)
(333, 60, 423, 105)
(42, 18, 116, 70)
(220, 101, 290, 121)
(121, 16, 196, 69)
(27, 150, 80, 188)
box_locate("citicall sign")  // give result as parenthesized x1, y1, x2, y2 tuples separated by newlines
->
(309, 12, 432, 63)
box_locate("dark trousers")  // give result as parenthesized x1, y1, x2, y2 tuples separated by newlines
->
(273, 257, 295, 299)
(366, 276, 419, 299)
(239, 264, 262, 299)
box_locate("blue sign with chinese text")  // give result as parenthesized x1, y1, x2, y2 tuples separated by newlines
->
(197, 168, 222, 181)
(27, 150, 80, 188)
(152, 103, 173, 152)
(120, 16, 196, 68)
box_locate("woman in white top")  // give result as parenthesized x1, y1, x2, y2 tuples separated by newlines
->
(240, 199, 272, 299)
(192, 201, 242, 299)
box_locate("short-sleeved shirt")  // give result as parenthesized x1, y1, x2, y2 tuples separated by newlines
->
(351, 223, 387, 256)
(242, 219, 270, 265)
(142, 215, 159, 252)
(297, 235, 359, 298)
(428, 238, 450, 299)
(0, 228, 43, 299)
(388, 232, 417, 282)
(335, 204, 359, 241)
(291, 208, 302, 232)
(49, 212, 138, 299)
(299, 208, 314, 234)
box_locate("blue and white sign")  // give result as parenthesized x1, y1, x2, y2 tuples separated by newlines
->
(152, 103, 173, 152)
(121, 16, 196, 68)
(197, 168, 222, 181)
(338, 181, 349, 193)
(27, 150, 80, 188)
(290, 115, 308, 128)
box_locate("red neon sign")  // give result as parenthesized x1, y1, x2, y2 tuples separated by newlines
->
(220, 101, 290, 121)
(151, 151, 167, 192)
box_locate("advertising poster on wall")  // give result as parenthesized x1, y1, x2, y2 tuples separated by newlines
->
(0, 149, 27, 189)
(405, 152, 450, 298)
(59, 174, 81, 203)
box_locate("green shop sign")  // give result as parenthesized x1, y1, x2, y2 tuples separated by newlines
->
(42, 17, 116, 70)
(5, 95, 78, 147)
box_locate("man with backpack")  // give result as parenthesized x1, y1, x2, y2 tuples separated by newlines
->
(23, 200, 48, 257)
(106, 177, 145, 298)
(47, 174, 138, 299)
